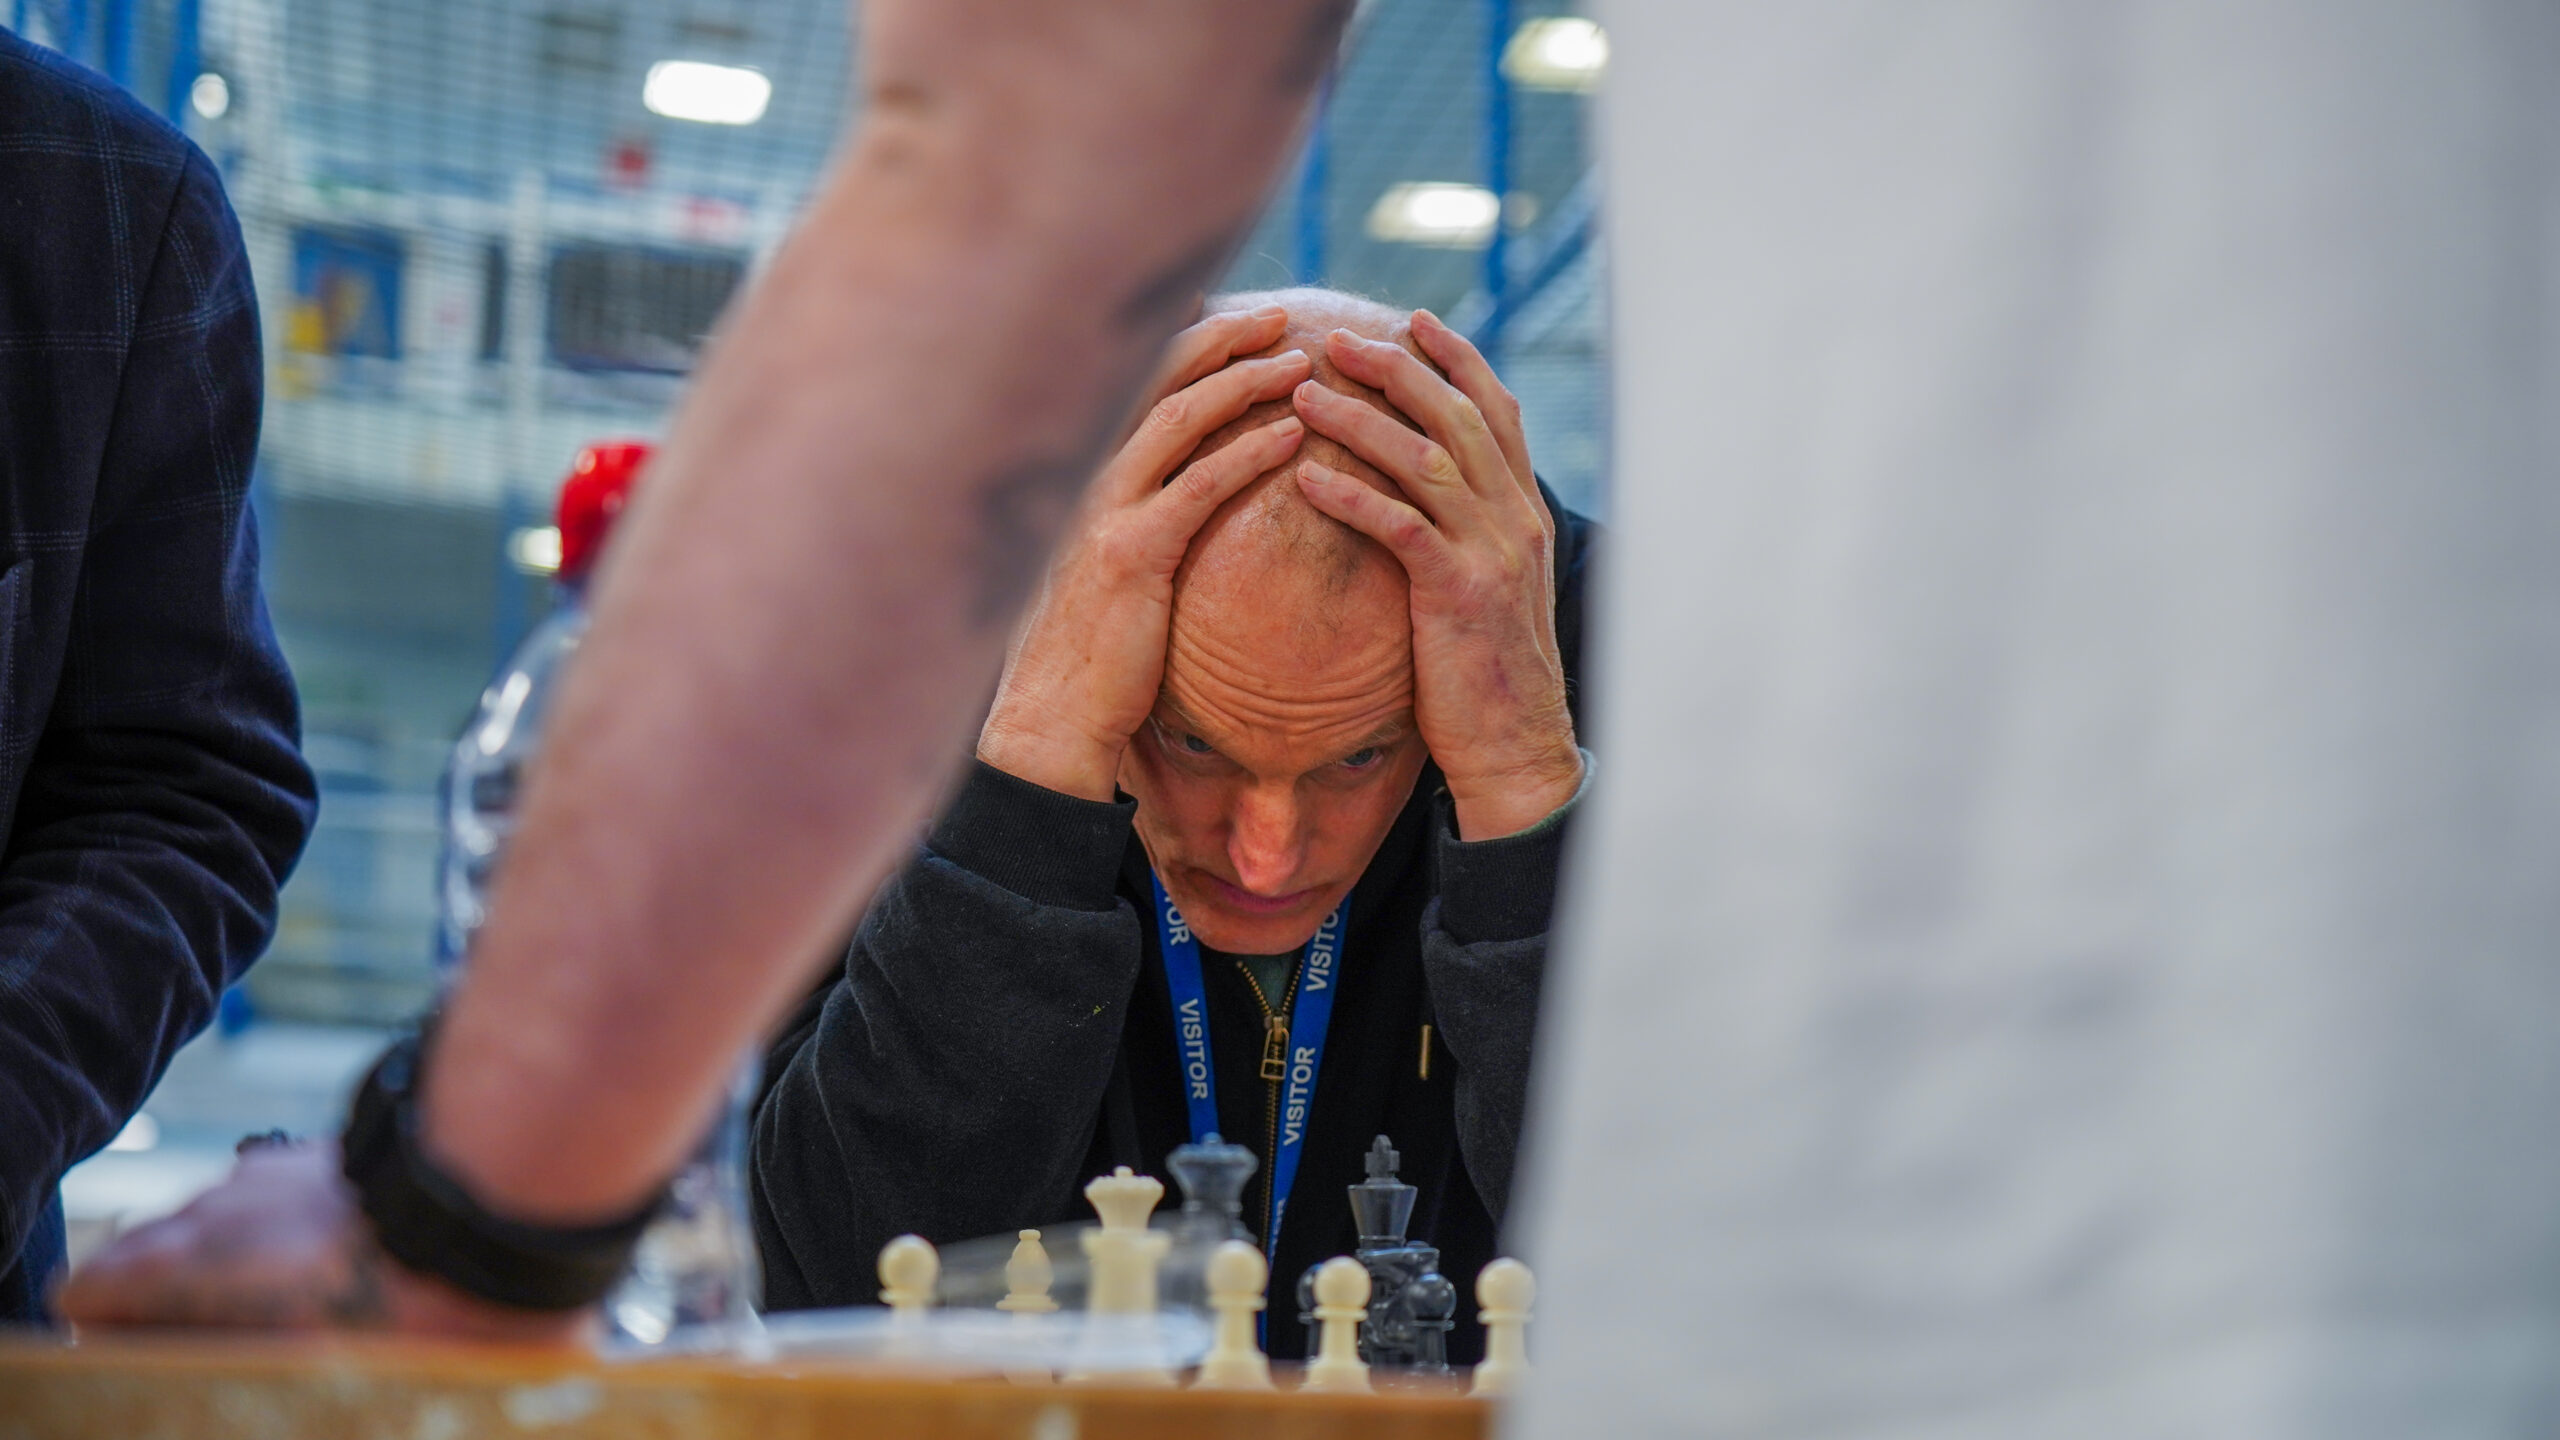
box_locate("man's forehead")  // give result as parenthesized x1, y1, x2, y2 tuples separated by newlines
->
(1154, 691, 1413, 749)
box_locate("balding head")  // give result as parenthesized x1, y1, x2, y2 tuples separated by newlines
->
(1173, 287, 1421, 605)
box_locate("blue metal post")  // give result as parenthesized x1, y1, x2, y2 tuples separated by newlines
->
(9, 0, 24, 39)
(1294, 75, 1332, 286)
(165, 0, 201, 122)
(60, 0, 87, 65)
(101, 0, 130, 85)
(1482, 0, 1514, 358)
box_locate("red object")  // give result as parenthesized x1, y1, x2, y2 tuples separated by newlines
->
(554, 440, 652, 582)
(609, 135, 652, 190)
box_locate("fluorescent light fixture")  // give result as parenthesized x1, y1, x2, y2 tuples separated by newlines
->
(507, 525, 563, 577)
(108, 1112, 160, 1153)
(189, 72, 231, 119)
(1366, 182, 1502, 248)
(1502, 16, 1608, 92)
(643, 60, 770, 126)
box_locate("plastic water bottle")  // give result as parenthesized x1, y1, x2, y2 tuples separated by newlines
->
(434, 440, 763, 1349)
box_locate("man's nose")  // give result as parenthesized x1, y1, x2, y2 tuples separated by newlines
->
(1226, 783, 1307, 895)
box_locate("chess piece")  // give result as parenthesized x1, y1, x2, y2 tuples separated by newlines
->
(1081, 1167, 1170, 1313)
(1470, 1258, 1534, 1397)
(1067, 1166, 1175, 1386)
(877, 1234, 938, 1359)
(1302, 1257, 1373, 1393)
(1163, 1133, 1258, 1311)
(1167, 1133, 1257, 1244)
(997, 1229, 1058, 1314)
(878, 1233, 938, 1321)
(1191, 1241, 1275, 1390)
(1301, 1134, 1454, 1373)
(997, 1229, 1058, 1385)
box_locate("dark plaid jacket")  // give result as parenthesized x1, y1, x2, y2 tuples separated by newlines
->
(0, 29, 317, 1313)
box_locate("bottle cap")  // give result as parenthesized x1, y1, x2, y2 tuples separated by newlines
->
(555, 440, 653, 582)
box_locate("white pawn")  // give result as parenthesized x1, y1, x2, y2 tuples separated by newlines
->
(1301, 1256, 1372, 1394)
(1470, 1258, 1534, 1397)
(1191, 1241, 1275, 1391)
(878, 1233, 938, 1345)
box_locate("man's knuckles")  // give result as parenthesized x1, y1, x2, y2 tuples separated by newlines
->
(1418, 443, 1467, 490)
(1084, 520, 1170, 579)
(1165, 459, 1232, 509)
(1144, 390, 1198, 439)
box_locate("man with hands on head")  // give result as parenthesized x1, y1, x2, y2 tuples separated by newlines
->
(752, 288, 1595, 1362)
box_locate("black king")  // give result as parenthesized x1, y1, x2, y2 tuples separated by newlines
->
(1297, 1135, 1457, 1373)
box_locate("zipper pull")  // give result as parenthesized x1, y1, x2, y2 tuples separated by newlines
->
(1260, 1015, 1290, 1082)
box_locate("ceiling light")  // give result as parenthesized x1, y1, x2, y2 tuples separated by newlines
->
(507, 525, 563, 576)
(643, 60, 770, 126)
(189, 72, 231, 119)
(1366, 182, 1503, 248)
(1502, 16, 1608, 92)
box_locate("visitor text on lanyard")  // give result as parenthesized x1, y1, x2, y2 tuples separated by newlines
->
(1150, 875, 1347, 1258)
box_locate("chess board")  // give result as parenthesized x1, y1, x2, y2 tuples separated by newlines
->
(0, 1335, 1492, 1440)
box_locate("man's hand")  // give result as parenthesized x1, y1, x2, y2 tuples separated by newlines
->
(57, 1143, 583, 1342)
(1293, 311, 1582, 840)
(977, 306, 1312, 800)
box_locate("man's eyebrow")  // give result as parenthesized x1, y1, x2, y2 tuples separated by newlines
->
(1154, 700, 1207, 735)
(1345, 712, 1416, 752)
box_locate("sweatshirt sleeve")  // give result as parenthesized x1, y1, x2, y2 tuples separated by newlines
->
(750, 760, 1142, 1309)
(1418, 752, 1592, 1226)
(0, 146, 315, 1274)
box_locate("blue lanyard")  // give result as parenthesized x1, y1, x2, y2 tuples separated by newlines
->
(1150, 875, 1348, 1257)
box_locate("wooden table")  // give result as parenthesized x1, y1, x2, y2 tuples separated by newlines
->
(0, 1335, 1494, 1439)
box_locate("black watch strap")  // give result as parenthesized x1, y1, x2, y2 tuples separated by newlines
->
(341, 1016, 664, 1312)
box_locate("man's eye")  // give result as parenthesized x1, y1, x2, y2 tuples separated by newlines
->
(1341, 747, 1382, 770)
(1180, 733, 1217, 755)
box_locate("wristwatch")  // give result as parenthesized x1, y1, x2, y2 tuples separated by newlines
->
(340, 1014, 665, 1311)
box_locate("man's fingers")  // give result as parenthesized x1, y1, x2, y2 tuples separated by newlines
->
(1292, 381, 1482, 538)
(1103, 349, 1313, 505)
(1296, 461, 1457, 585)
(1142, 304, 1291, 412)
(1322, 329, 1516, 509)
(1148, 416, 1304, 537)
(1409, 310, 1538, 503)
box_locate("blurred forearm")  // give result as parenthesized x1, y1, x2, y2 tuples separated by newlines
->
(423, 0, 1347, 1222)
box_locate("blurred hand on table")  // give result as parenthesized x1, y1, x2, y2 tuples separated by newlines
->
(58, 1144, 581, 1342)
